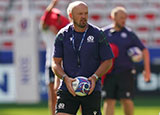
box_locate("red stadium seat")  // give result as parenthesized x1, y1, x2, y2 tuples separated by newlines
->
(89, 8, 105, 27)
(141, 7, 159, 22)
(0, 41, 13, 50)
(90, 14, 101, 21)
(128, 13, 138, 21)
(136, 31, 151, 46)
(152, 33, 160, 46)
(155, 39, 160, 45)
(3, 41, 13, 47)
(144, 13, 156, 21)
(149, 1, 160, 9)
(154, 26, 160, 32)
(136, 26, 149, 32)
(127, 8, 140, 24)
(135, 19, 151, 46)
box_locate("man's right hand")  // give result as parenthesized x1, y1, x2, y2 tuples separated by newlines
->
(64, 76, 76, 96)
(143, 70, 150, 82)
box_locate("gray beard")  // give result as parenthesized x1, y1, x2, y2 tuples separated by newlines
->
(74, 21, 86, 28)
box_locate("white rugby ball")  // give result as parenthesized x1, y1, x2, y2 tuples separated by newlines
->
(72, 76, 91, 96)
(127, 47, 143, 62)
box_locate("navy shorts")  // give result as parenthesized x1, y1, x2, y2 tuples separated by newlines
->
(102, 69, 135, 100)
(45, 66, 55, 85)
(56, 90, 102, 115)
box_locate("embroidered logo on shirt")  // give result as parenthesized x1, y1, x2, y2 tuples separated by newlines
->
(101, 90, 107, 97)
(126, 92, 130, 97)
(58, 103, 65, 109)
(121, 32, 127, 38)
(70, 37, 73, 41)
(93, 111, 97, 115)
(87, 36, 94, 43)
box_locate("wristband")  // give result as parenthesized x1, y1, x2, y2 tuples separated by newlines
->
(62, 74, 67, 81)
(93, 74, 99, 81)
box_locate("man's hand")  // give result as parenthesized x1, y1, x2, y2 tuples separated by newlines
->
(143, 70, 150, 82)
(64, 76, 76, 96)
(88, 75, 97, 95)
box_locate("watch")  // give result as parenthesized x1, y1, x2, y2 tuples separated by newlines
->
(62, 74, 67, 81)
(93, 74, 99, 81)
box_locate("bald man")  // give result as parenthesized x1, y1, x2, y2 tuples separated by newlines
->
(52, 1, 113, 115)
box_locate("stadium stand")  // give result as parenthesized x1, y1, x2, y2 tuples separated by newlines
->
(0, 0, 160, 48)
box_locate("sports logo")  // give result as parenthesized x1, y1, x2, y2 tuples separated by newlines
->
(121, 32, 127, 38)
(93, 111, 97, 115)
(87, 36, 94, 43)
(70, 37, 73, 41)
(126, 92, 131, 97)
(58, 103, 65, 109)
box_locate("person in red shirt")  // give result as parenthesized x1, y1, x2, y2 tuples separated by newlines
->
(101, 43, 119, 85)
(40, 0, 69, 115)
(41, 1, 69, 34)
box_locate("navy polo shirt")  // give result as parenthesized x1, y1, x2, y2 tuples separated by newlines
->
(53, 23, 114, 91)
(103, 25, 145, 74)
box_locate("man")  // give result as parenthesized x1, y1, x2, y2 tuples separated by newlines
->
(52, 1, 114, 115)
(40, 0, 69, 115)
(102, 7, 151, 115)
(101, 43, 119, 86)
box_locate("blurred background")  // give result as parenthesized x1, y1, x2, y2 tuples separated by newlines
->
(0, 0, 160, 114)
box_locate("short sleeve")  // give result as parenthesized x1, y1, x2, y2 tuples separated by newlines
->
(130, 32, 146, 50)
(53, 32, 64, 58)
(99, 31, 114, 61)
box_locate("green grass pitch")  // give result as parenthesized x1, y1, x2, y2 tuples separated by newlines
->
(0, 96, 160, 115)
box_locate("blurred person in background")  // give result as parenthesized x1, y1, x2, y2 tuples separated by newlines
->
(101, 6, 151, 115)
(40, 0, 70, 115)
(101, 43, 119, 86)
(52, 1, 113, 115)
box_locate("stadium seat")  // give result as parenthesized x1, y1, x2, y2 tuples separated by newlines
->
(148, 1, 160, 9)
(127, 8, 141, 20)
(136, 31, 150, 46)
(126, 1, 143, 8)
(126, 8, 141, 30)
(141, 7, 159, 22)
(135, 18, 151, 31)
(0, 0, 160, 50)
(135, 19, 152, 45)
(128, 13, 138, 21)
(1, 41, 13, 50)
(153, 20, 160, 32)
(152, 32, 160, 46)
(154, 26, 160, 32)
(89, 8, 105, 27)
(136, 26, 150, 32)
(109, 1, 126, 8)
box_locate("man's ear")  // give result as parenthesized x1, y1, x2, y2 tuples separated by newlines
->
(69, 13, 72, 19)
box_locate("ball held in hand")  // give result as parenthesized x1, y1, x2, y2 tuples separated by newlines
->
(72, 76, 91, 96)
(127, 46, 143, 63)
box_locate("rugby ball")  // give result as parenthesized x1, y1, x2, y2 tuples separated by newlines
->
(127, 47, 143, 63)
(72, 76, 91, 96)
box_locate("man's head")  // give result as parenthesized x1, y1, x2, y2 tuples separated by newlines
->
(67, 1, 88, 29)
(111, 6, 127, 29)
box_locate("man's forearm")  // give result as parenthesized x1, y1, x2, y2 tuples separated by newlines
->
(143, 48, 150, 73)
(94, 59, 113, 78)
(46, 0, 58, 11)
(52, 63, 65, 79)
